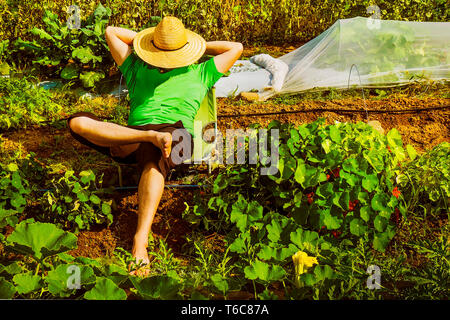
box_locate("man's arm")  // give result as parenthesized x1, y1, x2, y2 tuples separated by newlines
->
(105, 26, 137, 67)
(205, 41, 243, 74)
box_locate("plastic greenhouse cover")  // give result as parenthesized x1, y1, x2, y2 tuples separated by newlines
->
(215, 17, 450, 100)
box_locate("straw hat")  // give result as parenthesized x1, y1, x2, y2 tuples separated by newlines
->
(133, 16, 206, 69)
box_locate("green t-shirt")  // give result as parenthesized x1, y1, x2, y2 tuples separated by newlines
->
(118, 52, 223, 136)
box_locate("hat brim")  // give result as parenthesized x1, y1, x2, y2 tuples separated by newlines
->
(133, 27, 206, 69)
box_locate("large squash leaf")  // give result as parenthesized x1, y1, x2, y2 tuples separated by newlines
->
(84, 277, 127, 300)
(6, 220, 77, 260)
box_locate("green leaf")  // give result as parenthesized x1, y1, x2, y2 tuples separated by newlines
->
(333, 191, 350, 211)
(406, 144, 417, 161)
(230, 195, 248, 232)
(387, 128, 403, 148)
(210, 274, 228, 293)
(371, 193, 390, 212)
(45, 264, 96, 297)
(322, 209, 341, 230)
(1, 262, 22, 275)
(72, 47, 97, 64)
(359, 206, 372, 222)
(294, 159, 319, 188)
(301, 265, 335, 286)
(266, 219, 283, 243)
(60, 64, 79, 80)
(373, 231, 391, 252)
(229, 232, 249, 254)
(131, 275, 181, 300)
(30, 27, 54, 41)
(244, 259, 286, 282)
(247, 200, 263, 222)
(13, 273, 43, 294)
(6, 220, 78, 260)
(76, 190, 89, 202)
(6, 163, 18, 172)
(329, 125, 342, 143)
(0, 277, 16, 299)
(84, 277, 127, 300)
(79, 170, 95, 184)
(321, 139, 332, 154)
(374, 215, 387, 232)
(290, 228, 321, 253)
(90, 194, 101, 205)
(362, 174, 379, 192)
(350, 218, 367, 236)
(316, 182, 333, 199)
(101, 203, 111, 215)
(79, 71, 105, 88)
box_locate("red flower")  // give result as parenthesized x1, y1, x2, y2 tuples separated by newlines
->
(331, 230, 342, 239)
(307, 192, 314, 204)
(326, 174, 330, 180)
(332, 167, 340, 178)
(392, 186, 401, 198)
(392, 207, 401, 224)
(387, 145, 391, 152)
(348, 199, 358, 211)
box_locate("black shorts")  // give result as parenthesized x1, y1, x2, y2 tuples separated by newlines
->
(67, 112, 193, 179)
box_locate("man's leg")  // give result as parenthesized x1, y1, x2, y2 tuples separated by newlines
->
(130, 160, 165, 276)
(69, 116, 172, 158)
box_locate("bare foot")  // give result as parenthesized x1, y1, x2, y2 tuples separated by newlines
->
(148, 131, 172, 158)
(129, 244, 151, 277)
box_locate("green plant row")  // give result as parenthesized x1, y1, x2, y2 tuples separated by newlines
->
(0, 154, 113, 233)
(183, 118, 449, 298)
(0, 75, 62, 129)
(1, 119, 449, 299)
(1, 1, 448, 83)
(1, 0, 447, 46)
(0, 219, 184, 299)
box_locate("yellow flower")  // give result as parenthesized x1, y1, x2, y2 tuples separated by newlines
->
(292, 251, 318, 287)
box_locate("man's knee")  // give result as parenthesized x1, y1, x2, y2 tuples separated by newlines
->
(68, 116, 90, 135)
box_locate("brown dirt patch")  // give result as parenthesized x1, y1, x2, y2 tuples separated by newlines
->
(217, 96, 450, 153)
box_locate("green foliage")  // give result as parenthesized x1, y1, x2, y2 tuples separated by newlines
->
(5, 219, 78, 261)
(84, 277, 127, 300)
(45, 263, 96, 297)
(0, 75, 62, 130)
(12, 4, 112, 88)
(206, 119, 411, 253)
(39, 169, 114, 232)
(131, 275, 182, 300)
(397, 142, 450, 216)
(0, 161, 31, 229)
(185, 118, 450, 298)
(0, 0, 447, 76)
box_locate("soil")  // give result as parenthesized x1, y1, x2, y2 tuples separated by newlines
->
(217, 95, 450, 153)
